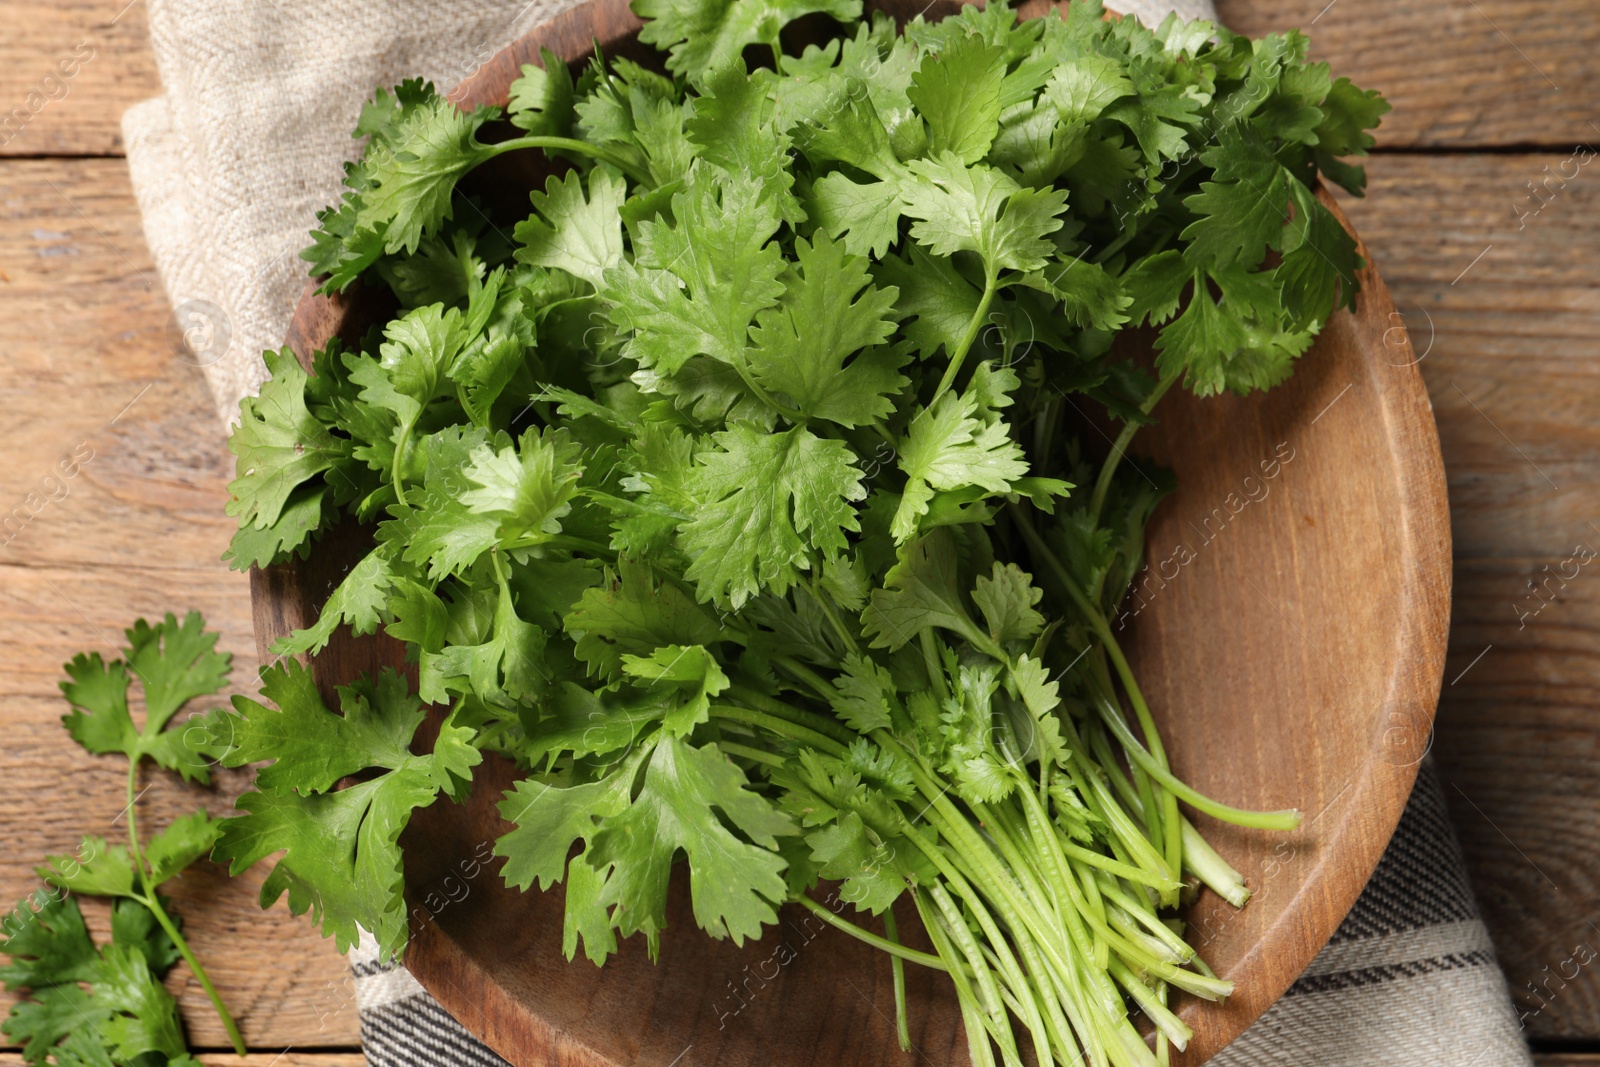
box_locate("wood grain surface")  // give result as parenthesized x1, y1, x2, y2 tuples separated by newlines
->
(1334, 154, 1600, 1044)
(0, 159, 357, 1050)
(2, 0, 1596, 157)
(1, 0, 1598, 1064)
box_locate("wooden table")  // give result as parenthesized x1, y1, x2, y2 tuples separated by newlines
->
(0, 1, 1594, 1064)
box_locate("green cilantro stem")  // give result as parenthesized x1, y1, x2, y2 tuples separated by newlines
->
(793, 895, 948, 972)
(723, 685, 856, 746)
(1109, 957, 1191, 1050)
(1179, 816, 1252, 908)
(391, 414, 419, 507)
(806, 575, 860, 653)
(124, 762, 247, 1057)
(1058, 838, 1175, 892)
(888, 747, 1086, 1002)
(707, 705, 848, 756)
(1086, 366, 1181, 531)
(772, 655, 837, 704)
(1092, 695, 1299, 831)
(1014, 784, 1109, 969)
(483, 135, 652, 186)
(548, 533, 615, 556)
(1094, 874, 1194, 961)
(1012, 505, 1298, 840)
(915, 888, 998, 1067)
(919, 629, 950, 702)
(926, 883, 1017, 1062)
(882, 907, 912, 1051)
(717, 740, 785, 768)
(928, 275, 999, 408)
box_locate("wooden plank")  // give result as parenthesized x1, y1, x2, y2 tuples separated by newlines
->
(1217, 0, 1600, 149)
(0, 158, 357, 1047)
(1334, 154, 1600, 1041)
(0, 0, 158, 155)
(1536, 1057, 1600, 1066)
(0, 0, 1598, 155)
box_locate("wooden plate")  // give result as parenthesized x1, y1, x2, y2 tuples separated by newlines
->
(251, 2, 1452, 1062)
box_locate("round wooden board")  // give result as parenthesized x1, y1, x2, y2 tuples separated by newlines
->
(252, 2, 1453, 1062)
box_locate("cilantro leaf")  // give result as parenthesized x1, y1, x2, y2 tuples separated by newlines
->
(808, 171, 901, 259)
(589, 735, 796, 948)
(0, 894, 186, 1065)
(272, 549, 396, 657)
(419, 576, 549, 706)
(687, 65, 803, 224)
(508, 50, 576, 137)
(356, 93, 498, 255)
(604, 170, 785, 377)
(829, 652, 897, 733)
(515, 168, 627, 290)
(227, 348, 346, 536)
(1046, 54, 1133, 124)
(873, 243, 984, 359)
(212, 665, 482, 958)
(1313, 76, 1389, 195)
(746, 233, 907, 426)
(496, 765, 637, 893)
(460, 427, 585, 550)
(862, 529, 987, 652)
(620, 643, 730, 736)
(635, 0, 863, 84)
(907, 34, 1006, 165)
(61, 612, 231, 784)
(681, 424, 866, 607)
(972, 562, 1045, 645)
(39, 815, 219, 898)
(807, 811, 905, 913)
(1275, 181, 1363, 326)
(1181, 126, 1291, 271)
(891, 364, 1029, 542)
(563, 559, 725, 680)
(896, 154, 1068, 277)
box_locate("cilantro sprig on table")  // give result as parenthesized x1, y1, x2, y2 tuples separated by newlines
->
(3, 613, 242, 1066)
(217, 1, 1385, 1063)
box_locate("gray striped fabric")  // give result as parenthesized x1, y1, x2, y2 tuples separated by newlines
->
(348, 760, 1534, 1066)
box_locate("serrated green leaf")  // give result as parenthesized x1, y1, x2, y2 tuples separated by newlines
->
(515, 168, 627, 290)
(212, 675, 481, 959)
(604, 170, 785, 377)
(620, 644, 729, 736)
(682, 424, 866, 607)
(227, 348, 345, 533)
(60, 612, 230, 785)
(972, 562, 1045, 645)
(907, 34, 1006, 165)
(746, 233, 906, 427)
(635, 0, 863, 85)
(589, 735, 795, 949)
(892, 367, 1028, 543)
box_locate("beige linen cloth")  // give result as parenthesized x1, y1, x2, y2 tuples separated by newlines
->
(123, 1, 1535, 1064)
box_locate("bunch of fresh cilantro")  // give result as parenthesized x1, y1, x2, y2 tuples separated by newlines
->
(2, 614, 243, 1066)
(214, 0, 1386, 1063)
